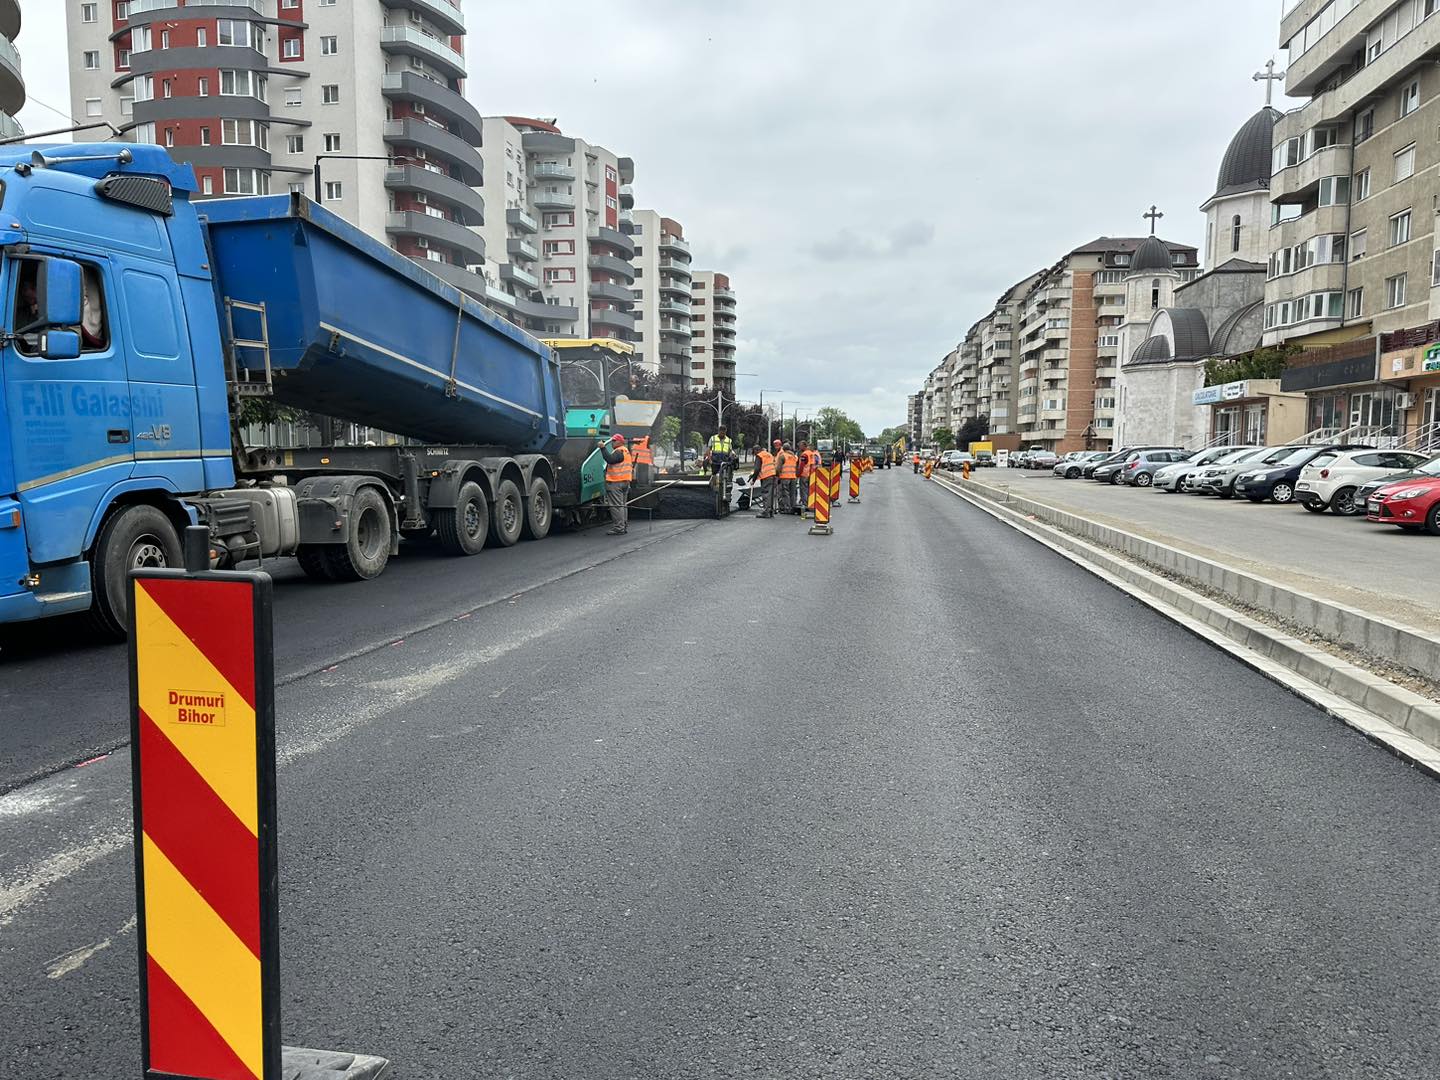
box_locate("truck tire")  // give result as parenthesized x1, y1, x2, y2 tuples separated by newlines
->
(522, 477, 553, 541)
(90, 504, 183, 639)
(489, 478, 523, 547)
(323, 486, 391, 581)
(434, 480, 488, 556)
(296, 545, 335, 581)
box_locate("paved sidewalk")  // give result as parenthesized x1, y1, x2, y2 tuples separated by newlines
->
(970, 472, 1440, 637)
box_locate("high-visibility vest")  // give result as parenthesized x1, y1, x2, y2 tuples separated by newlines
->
(913, 453, 920, 464)
(709, 435, 732, 454)
(755, 450, 776, 480)
(799, 449, 820, 477)
(777, 450, 798, 480)
(605, 446, 634, 483)
(632, 437, 654, 466)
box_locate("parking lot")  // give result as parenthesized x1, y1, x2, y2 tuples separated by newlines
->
(971, 467, 1440, 636)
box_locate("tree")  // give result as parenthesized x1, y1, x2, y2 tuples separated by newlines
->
(814, 406, 864, 444)
(956, 416, 990, 448)
(1204, 344, 1297, 387)
(876, 425, 910, 446)
(659, 415, 681, 450)
(932, 427, 955, 451)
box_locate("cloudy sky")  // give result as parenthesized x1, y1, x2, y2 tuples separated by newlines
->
(19, 1, 1293, 434)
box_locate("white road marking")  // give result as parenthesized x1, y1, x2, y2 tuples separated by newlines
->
(45, 937, 114, 979)
(0, 827, 129, 928)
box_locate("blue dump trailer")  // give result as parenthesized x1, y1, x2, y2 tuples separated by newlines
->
(0, 144, 625, 636)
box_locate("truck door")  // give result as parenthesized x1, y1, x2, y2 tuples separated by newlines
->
(2, 253, 135, 565)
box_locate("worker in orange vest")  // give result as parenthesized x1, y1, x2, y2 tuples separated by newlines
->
(631, 435, 654, 486)
(912, 451, 921, 474)
(776, 440, 800, 516)
(750, 442, 778, 518)
(599, 433, 633, 535)
(797, 440, 821, 514)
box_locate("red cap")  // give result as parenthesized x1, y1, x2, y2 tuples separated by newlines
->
(773, 439, 782, 447)
(611, 433, 625, 442)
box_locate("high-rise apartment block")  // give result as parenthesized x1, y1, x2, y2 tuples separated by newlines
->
(627, 209, 694, 386)
(0, 0, 21, 141)
(690, 271, 737, 397)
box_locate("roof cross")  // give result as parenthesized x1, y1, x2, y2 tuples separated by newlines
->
(1253, 58, 1286, 106)
(1143, 205, 1164, 236)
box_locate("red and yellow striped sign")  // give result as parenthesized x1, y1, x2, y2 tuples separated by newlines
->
(849, 459, 861, 501)
(131, 573, 279, 1080)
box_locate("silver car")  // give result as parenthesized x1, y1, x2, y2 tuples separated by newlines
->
(1188, 445, 1287, 497)
(1152, 445, 1257, 492)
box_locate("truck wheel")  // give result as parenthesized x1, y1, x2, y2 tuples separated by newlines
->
(323, 486, 391, 581)
(522, 477, 553, 541)
(489, 479, 524, 547)
(90, 504, 183, 639)
(434, 480, 488, 556)
(296, 545, 335, 581)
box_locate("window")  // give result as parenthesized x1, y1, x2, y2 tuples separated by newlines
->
(1355, 109, 1375, 143)
(162, 79, 172, 99)
(1231, 214, 1242, 253)
(1354, 168, 1371, 200)
(322, 84, 340, 105)
(217, 19, 252, 48)
(1390, 209, 1412, 246)
(321, 36, 338, 55)
(544, 268, 576, 283)
(1318, 175, 1350, 206)
(202, 176, 214, 196)
(12, 259, 110, 355)
(287, 134, 304, 154)
(1348, 287, 1364, 317)
(81, 3, 97, 21)
(196, 27, 207, 47)
(83, 51, 99, 70)
(120, 96, 133, 116)
(285, 88, 302, 107)
(319, 132, 339, 153)
(282, 0, 300, 7)
(1395, 143, 1416, 182)
(197, 77, 209, 97)
(282, 38, 301, 59)
(1433, 249, 1440, 287)
(223, 168, 270, 195)
(1387, 273, 1408, 309)
(325, 181, 343, 201)
(1401, 79, 1420, 117)
(1350, 228, 1367, 260)
(199, 126, 211, 146)
(115, 1, 129, 18)
(84, 98, 102, 117)
(160, 29, 170, 49)
(117, 48, 131, 69)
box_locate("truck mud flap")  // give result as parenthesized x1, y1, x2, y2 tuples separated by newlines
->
(294, 475, 398, 553)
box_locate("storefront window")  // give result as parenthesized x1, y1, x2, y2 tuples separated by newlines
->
(1214, 406, 1240, 444)
(1309, 392, 1346, 435)
(1243, 403, 1266, 445)
(1348, 387, 1400, 436)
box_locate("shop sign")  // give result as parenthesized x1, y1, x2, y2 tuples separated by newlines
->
(1424, 344, 1440, 373)
(1193, 385, 1223, 405)
(1280, 355, 1377, 392)
(1221, 381, 1248, 401)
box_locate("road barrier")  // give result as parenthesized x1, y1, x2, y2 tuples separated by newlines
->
(810, 465, 838, 535)
(129, 527, 390, 1080)
(848, 459, 861, 503)
(924, 459, 935, 480)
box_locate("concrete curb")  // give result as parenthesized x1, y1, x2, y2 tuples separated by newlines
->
(959, 476, 1440, 680)
(931, 474, 1440, 775)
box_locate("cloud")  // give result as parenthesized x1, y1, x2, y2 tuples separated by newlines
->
(809, 221, 934, 262)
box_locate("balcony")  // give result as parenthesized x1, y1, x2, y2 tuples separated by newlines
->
(658, 234, 691, 257)
(521, 130, 577, 155)
(712, 287, 736, 301)
(589, 225, 635, 257)
(712, 309, 736, 323)
(619, 184, 635, 210)
(515, 296, 579, 323)
(382, 117, 482, 185)
(381, 72, 482, 146)
(587, 254, 636, 281)
(713, 325, 736, 339)
(379, 26, 467, 82)
(384, 165, 485, 226)
(506, 207, 538, 234)
(500, 263, 539, 290)
(659, 342, 689, 362)
(1271, 204, 1348, 247)
(590, 306, 636, 331)
(660, 299, 692, 317)
(385, 0, 466, 37)
(713, 340, 736, 354)
(0, 30, 20, 117)
(385, 211, 486, 264)
(507, 238, 539, 262)
(589, 280, 634, 304)
(660, 320, 692, 337)
(413, 258, 488, 300)
(659, 258, 692, 279)
(532, 162, 576, 182)
(532, 189, 576, 210)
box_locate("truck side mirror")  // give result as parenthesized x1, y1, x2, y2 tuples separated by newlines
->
(38, 258, 84, 329)
(39, 329, 82, 360)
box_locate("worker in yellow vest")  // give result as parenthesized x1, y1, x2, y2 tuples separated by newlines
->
(706, 427, 733, 483)
(599, 434, 633, 535)
(776, 441, 800, 516)
(750, 443, 778, 518)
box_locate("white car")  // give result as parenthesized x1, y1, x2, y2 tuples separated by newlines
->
(1152, 445, 1258, 492)
(1297, 448, 1431, 516)
(1187, 446, 1281, 497)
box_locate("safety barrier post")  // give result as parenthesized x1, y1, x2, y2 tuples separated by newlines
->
(848, 458, 861, 503)
(924, 459, 935, 480)
(809, 470, 833, 535)
(804, 475, 815, 519)
(129, 527, 391, 1080)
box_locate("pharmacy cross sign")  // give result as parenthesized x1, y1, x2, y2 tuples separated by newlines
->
(1254, 59, 1286, 106)
(1143, 205, 1163, 235)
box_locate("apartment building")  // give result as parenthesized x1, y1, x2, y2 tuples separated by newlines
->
(920, 360, 950, 442)
(628, 209, 694, 386)
(908, 393, 923, 447)
(1016, 237, 1199, 452)
(475, 116, 635, 338)
(690, 271, 738, 397)
(1264, 0, 1440, 439)
(976, 274, 1041, 443)
(67, 0, 490, 291)
(952, 329, 981, 433)
(0, 0, 21, 140)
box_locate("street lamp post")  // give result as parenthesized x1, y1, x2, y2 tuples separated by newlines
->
(760, 389, 785, 447)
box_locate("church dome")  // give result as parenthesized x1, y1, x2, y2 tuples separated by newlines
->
(1131, 336, 1172, 364)
(1130, 235, 1174, 274)
(1213, 106, 1282, 200)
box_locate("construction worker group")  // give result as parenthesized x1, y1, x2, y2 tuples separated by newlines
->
(750, 438, 820, 519)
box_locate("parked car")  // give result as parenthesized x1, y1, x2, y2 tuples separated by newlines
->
(1152, 445, 1257, 492)
(1122, 449, 1195, 487)
(1081, 449, 1128, 478)
(939, 450, 963, 470)
(1297, 449, 1431, 515)
(1027, 450, 1060, 469)
(1093, 446, 1182, 484)
(1187, 446, 1280, 496)
(952, 451, 977, 471)
(1054, 451, 1109, 479)
(975, 450, 995, 467)
(995, 449, 1011, 468)
(1356, 452, 1440, 505)
(1367, 472, 1440, 534)
(1234, 444, 1373, 504)
(1009, 450, 1033, 469)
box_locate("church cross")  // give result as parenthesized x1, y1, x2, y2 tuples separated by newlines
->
(1143, 205, 1164, 236)
(1253, 59, 1286, 106)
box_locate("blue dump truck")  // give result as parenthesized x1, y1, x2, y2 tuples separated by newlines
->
(0, 143, 648, 636)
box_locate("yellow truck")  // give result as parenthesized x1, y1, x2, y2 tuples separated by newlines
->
(969, 440, 996, 467)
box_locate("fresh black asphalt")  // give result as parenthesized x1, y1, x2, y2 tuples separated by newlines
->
(3, 468, 1440, 1078)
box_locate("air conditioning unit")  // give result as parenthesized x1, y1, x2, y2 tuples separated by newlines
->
(414, 192, 427, 204)
(415, 237, 429, 249)
(1396, 392, 1417, 408)
(413, 103, 425, 115)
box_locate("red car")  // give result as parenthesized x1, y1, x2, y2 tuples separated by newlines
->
(1366, 475, 1440, 534)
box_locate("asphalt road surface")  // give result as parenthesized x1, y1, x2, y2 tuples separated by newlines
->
(4, 467, 1440, 1079)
